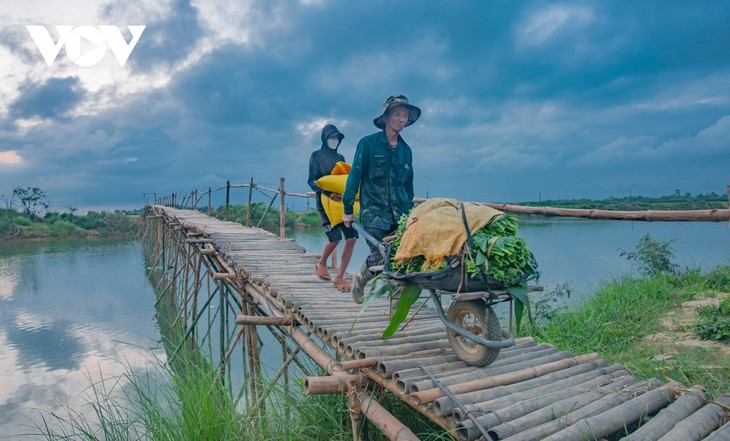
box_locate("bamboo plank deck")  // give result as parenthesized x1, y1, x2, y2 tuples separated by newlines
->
(152, 206, 730, 441)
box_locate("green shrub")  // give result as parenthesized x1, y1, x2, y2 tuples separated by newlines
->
(297, 210, 321, 227)
(14, 216, 32, 226)
(693, 296, 730, 341)
(619, 233, 680, 277)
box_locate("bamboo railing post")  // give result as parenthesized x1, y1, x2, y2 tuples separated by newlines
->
(246, 177, 253, 226)
(279, 177, 285, 238)
(208, 187, 212, 217)
(225, 180, 230, 221)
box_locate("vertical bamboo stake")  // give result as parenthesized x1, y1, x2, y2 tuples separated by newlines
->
(279, 177, 285, 238)
(246, 177, 253, 227)
(208, 188, 212, 217)
(225, 180, 230, 221)
(191, 253, 201, 342)
(219, 281, 226, 382)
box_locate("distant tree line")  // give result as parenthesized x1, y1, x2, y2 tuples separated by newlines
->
(1, 186, 138, 239)
(518, 190, 728, 211)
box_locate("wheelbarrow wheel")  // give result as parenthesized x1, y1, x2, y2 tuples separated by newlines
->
(446, 300, 502, 367)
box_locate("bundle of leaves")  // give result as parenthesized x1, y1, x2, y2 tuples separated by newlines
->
(356, 209, 539, 338)
(467, 216, 538, 286)
(388, 212, 538, 286)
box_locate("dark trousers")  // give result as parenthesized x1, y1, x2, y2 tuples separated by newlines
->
(364, 224, 397, 267)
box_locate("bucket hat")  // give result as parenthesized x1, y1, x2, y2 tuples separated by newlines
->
(373, 94, 421, 129)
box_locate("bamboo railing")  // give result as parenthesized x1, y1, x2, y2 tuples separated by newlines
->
(150, 181, 730, 234)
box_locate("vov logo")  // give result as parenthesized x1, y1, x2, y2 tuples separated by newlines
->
(26, 25, 146, 67)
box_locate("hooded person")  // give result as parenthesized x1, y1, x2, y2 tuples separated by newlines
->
(307, 123, 358, 292)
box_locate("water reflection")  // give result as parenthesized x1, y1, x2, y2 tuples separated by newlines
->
(4, 318, 85, 371)
(0, 239, 163, 439)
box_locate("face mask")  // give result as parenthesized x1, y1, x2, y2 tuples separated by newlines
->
(327, 138, 340, 149)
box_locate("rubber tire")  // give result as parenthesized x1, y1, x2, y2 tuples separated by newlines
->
(446, 300, 502, 367)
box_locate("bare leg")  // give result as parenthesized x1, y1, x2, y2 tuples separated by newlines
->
(316, 240, 339, 280)
(319, 240, 340, 267)
(335, 237, 356, 280)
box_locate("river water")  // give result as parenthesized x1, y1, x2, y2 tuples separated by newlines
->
(292, 218, 730, 294)
(0, 219, 728, 438)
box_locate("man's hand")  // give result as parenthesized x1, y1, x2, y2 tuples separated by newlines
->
(329, 192, 342, 202)
(342, 213, 355, 227)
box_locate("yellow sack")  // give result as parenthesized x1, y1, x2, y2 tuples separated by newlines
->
(394, 198, 503, 268)
(321, 195, 360, 227)
(315, 161, 359, 226)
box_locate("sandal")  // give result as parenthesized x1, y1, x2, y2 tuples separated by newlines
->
(315, 264, 331, 281)
(334, 277, 352, 292)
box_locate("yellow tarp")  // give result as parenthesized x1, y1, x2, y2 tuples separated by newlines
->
(315, 162, 359, 226)
(394, 198, 503, 268)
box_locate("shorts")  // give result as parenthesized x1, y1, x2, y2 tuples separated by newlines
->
(324, 223, 359, 243)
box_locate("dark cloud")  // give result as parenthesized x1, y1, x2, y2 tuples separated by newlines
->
(113, 0, 206, 72)
(8, 77, 86, 120)
(2, 0, 730, 209)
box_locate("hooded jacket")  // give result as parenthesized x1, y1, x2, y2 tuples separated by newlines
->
(308, 124, 345, 226)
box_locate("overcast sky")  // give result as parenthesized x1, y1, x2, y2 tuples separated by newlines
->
(1, 0, 729, 212)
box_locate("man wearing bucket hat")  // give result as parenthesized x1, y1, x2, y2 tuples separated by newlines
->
(342, 94, 421, 303)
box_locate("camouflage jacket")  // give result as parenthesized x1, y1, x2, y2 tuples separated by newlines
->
(343, 130, 414, 230)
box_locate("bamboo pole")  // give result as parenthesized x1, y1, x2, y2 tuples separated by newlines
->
(482, 203, 730, 222)
(246, 177, 253, 226)
(234, 315, 293, 326)
(705, 421, 730, 441)
(655, 394, 730, 441)
(411, 353, 599, 405)
(456, 372, 638, 440)
(432, 362, 613, 418)
(412, 197, 730, 222)
(620, 385, 709, 441)
(303, 374, 369, 394)
(357, 391, 421, 441)
(541, 381, 682, 441)
(506, 378, 663, 441)
(408, 350, 576, 394)
(279, 177, 285, 239)
(481, 374, 639, 441)
(225, 180, 230, 221)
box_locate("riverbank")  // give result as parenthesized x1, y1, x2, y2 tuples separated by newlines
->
(0, 209, 139, 240)
(529, 265, 730, 399)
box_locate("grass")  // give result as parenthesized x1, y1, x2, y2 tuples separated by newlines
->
(33, 350, 355, 440)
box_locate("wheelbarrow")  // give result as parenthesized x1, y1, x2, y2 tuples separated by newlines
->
(351, 222, 541, 367)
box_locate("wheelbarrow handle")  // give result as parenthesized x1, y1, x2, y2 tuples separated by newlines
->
(350, 222, 380, 248)
(350, 222, 388, 261)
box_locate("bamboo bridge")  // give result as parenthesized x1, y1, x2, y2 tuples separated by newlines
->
(138, 204, 730, 441)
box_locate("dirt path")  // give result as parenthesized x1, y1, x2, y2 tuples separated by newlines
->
(641, 293, 730, 359)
